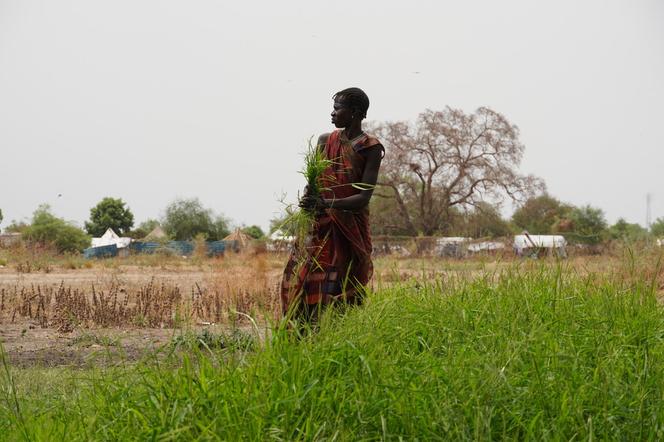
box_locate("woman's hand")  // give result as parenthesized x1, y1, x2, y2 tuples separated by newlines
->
(299, 193, 326, 211)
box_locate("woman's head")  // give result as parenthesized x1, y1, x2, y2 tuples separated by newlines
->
(331, 87, 370, 128)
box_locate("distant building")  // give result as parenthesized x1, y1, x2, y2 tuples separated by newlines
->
(0, 232, 22, 247)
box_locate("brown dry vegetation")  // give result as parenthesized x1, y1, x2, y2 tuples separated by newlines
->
(0, 253, 284, 331)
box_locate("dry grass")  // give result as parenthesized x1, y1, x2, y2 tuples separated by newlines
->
(0, 252, 284, 331)
(2, 244, 663, 332)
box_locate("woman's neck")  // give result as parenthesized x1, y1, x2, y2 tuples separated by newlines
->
(343, 123, 363, 140)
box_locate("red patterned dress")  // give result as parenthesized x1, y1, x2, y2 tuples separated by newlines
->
(280, 130, 383, 321)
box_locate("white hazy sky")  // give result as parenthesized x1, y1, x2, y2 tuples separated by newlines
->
(1, 0, 663, 231)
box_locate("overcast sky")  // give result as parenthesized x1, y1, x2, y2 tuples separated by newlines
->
(1, 0, 662, 232)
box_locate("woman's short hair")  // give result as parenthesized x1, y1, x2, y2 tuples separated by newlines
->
(333, 87, 370, 119)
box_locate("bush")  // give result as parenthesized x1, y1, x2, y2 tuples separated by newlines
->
(565, 205, 608, 245)
(23, 205, 90, 253)
(162, 198, 230, 241)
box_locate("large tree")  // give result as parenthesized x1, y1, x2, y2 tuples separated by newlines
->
(565, 205, 608, 245)
(371, 107, 543, 236)
(162, 198, 230, 241)
(85, 197, 134, 237)
(460, 202, 512, 238)
(608, 218, 647, 242)
(512, 194, 572, 235)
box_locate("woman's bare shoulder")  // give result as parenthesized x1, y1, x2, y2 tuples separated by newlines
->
(317, 132, 331, 145)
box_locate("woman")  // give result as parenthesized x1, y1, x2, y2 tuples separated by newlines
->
(281, 87, 384, 323)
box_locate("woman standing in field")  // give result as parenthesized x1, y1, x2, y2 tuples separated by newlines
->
(281, 87, 384, 323)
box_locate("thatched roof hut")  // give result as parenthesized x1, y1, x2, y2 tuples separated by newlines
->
(223, 228, 253, 251)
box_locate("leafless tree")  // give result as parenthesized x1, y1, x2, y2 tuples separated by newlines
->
(370, 107, 544, 236)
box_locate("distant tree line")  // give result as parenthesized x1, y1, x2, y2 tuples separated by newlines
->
(0, 197, 265, 253)
(1, 105, 662, 253)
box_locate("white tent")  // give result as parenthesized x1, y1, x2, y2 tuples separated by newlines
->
(513, 234, 567, 257)
(513, 234, 567, 249)
(269, 230, 295, 243)
(91, 228, 132, 249)
(434, 237, 470, 257)
(468, 241, 505, 253)
(267, 230, 295, 252)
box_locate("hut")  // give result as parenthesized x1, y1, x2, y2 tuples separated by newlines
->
(143, 225, 168, 242)
(223, 228, 253, 252)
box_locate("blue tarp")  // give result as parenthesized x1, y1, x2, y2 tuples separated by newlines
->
(87, 240, 236, 259)
(84, 244, 118, 259)
(207, 240, 227, 256)
(129, 242, 161, 254)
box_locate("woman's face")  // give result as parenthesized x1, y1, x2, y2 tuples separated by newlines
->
(330, 98, 354, 128)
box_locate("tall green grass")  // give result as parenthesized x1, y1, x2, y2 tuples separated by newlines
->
(2, 263, 664, 440)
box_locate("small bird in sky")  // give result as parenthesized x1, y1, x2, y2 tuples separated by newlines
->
(57, 194, 62, 198)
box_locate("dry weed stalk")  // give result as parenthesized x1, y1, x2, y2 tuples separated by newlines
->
(0, 260, 281, 330)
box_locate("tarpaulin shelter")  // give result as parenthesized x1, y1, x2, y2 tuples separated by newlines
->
(91, 228, 132, 249)
(513, 233, 567, 257)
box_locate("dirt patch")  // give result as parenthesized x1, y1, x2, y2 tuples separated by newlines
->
(1, 317, 262, 368)
(1, 318, 176, 367)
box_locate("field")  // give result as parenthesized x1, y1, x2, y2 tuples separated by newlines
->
(2, 247, 664, 440)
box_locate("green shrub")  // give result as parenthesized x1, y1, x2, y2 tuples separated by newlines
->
(22, 205, 90, 253)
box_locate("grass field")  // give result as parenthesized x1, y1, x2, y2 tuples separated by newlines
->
(1, 249, 664, 440)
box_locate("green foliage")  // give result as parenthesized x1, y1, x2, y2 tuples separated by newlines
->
(460, 202, 511, 238)
(301, 136, 333, 199)
(279, 138, 334, 248)
(369, 186, 417, 236)
(242, 225, 265, 239)
(128, 219, 161, 239)
(22, 205, 90, 253)
(565, 205, 608, 245)
(0, 208, 3, 230)
(609, 218, 648, 242)
(162, 198, 230, 241)
(4, 220, 29, 234)
(511, 194, 572, 234)
(171, 328, 256, 351)
(84, 197, 134, 237)
(650, 217, 664, 237)
(4, 265, 664, 439)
